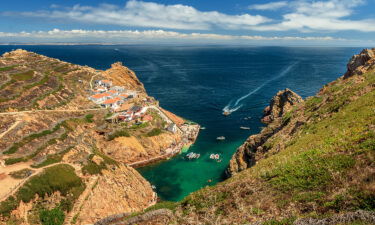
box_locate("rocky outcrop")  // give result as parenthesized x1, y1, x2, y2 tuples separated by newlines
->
(103, 62, 146, 92)
(72, 165, 156, 224)
(261, 88, 303, 124)
(227, 89, 303, 176)
(344, 48, 375, 79)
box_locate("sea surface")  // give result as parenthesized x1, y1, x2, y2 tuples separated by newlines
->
(0, 45, 363, 201)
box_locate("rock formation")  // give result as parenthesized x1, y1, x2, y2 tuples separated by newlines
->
(344, 48, 375, 78)
(227, 88, 303, 176)
(261, 88, 303, 124)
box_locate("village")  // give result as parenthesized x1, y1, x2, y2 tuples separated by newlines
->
(88, 78, 200, 159)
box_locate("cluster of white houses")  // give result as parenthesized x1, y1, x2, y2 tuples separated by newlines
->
(89, 80, 138, 111)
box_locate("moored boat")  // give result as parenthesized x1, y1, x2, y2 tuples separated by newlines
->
(216, 136, 225, 141)
(240, 126, 250, 130)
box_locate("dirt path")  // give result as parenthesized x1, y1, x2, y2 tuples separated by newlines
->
(64, 175, 99, 225)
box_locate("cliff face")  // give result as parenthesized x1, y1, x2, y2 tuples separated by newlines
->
(114, 48, 375, 225)
(228, 88, 303, 176)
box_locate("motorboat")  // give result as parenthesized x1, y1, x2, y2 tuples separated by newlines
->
(216, 136, 225, 141)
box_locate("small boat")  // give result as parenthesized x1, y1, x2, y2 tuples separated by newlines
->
(186, 152, 200, 159)
(210, 153, 221, 160)
(223, 111, 231, 116)
(216, 136, 225, 141)
(200, 127, 206, 130)
(240, 126, 250, 130)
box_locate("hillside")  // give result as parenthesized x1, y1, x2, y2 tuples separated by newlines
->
(111, 49, 375, 224)
(0, 49, 199, 224)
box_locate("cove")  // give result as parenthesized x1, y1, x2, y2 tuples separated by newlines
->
(0, 45, 362, 201)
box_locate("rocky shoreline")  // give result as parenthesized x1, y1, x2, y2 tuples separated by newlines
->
(128, 124, 200, 168)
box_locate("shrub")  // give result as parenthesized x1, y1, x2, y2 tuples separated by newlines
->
(39, 207, 65, 225)
(82, 160, 106, 175)
(16, 164, 85, 203)
(146, 128, 162, 137)
(0, 196, 18, 217)
(12, 70, 34, 81)
(85, 114, 94, 123)
(107, 129, 130, 141)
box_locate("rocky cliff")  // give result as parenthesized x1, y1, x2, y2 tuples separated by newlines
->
(112, 48, 375, 225)
(227, 88, 303, 176)
(0, 49, 196, 225)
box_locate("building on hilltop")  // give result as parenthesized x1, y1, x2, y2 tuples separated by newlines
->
(89, 93, 111, 104)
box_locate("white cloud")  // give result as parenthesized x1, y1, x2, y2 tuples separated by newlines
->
(249, 1, 288, 11)
(0, 29, 347, 45)
(252, 0, 375, 32)
(1, 0, 374, 33)
(8, 0, 270, 30)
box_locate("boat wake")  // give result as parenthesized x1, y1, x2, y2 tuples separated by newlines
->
(223, 62, 298, 114)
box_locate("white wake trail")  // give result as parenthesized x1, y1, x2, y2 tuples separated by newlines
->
(223, 62, 298, 113)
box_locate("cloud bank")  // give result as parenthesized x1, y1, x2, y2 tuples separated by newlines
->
(1, 0, 373, 33)
(7, 0, 269, 30)
(0, 29, 343, 43)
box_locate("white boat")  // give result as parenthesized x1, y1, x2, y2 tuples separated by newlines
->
(200, 127, 206, 130)
(216, 136, 225, 141)
(186, 152, 200, 159)
(240, 126, 250, 130)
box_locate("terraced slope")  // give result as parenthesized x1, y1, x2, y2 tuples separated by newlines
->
(0, 49, 196, 225)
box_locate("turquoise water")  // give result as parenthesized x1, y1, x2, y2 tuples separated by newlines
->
(0, 45, 364, 201)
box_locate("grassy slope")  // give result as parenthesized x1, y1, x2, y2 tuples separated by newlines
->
(139, 69, 374, 224)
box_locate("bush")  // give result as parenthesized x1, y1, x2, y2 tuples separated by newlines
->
(146, 128, 162, 137)
(107, 129, 130, 141)
(12, 70, 34, 81)
(17, 164, 85, 203)
(85, 114, 94, 123)
(39, 207, 65, 225)
(0, 196, 18, 217)
(82, 160, 106, 175)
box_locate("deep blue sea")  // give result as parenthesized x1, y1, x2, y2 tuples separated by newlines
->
(0, 45, 363, 201)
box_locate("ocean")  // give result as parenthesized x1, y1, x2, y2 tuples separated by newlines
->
(0, 45, 363, 201)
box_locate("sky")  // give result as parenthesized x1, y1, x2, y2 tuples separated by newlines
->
(0, 0, 374, 45)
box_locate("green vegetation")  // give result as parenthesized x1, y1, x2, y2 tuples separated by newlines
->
(85, 114, 94, 123)
(9, 168, 34, 179)
(0, 164, 84, 218)
(11, 70, 34, 81)
(39, 207, 65, 225)
(146, 128, 162, 137)
(130, 122, 149, 129)
(32, 146, 74, 168)
(107, 129, 130, 141)
(261, 150, 355, 192)
(17, 164, 84, 203)
(0, 65, 17, 72)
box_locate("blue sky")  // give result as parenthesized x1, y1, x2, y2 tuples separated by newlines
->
(0, 0, 374, 45)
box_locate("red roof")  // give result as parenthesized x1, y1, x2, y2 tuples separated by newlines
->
(119, 94, 129, 97)
(142, 115, 153, 121)
(102, 97, 121, 104)
(91, 93, 110, 99)
(101, 79, 111, 83)
(108, 90, 117, 94)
